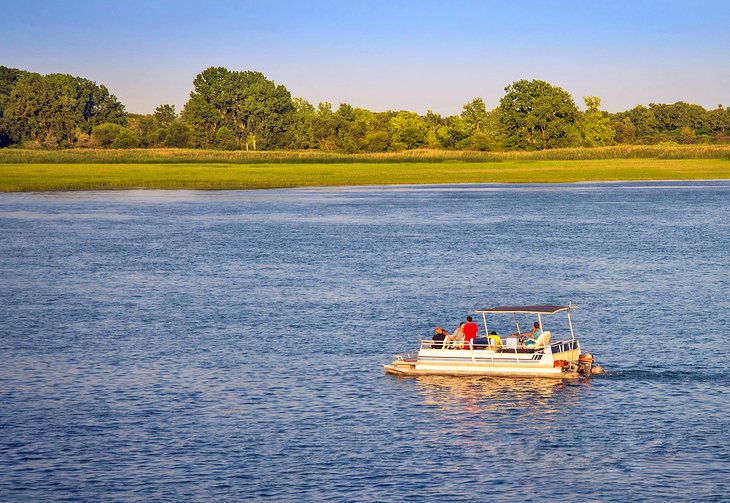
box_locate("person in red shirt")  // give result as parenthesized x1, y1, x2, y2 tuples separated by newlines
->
(463, 316, 479, 347)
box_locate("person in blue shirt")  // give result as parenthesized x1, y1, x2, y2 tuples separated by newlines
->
(520, 322, 543, 348)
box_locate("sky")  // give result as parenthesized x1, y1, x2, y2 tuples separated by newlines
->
(2, 0, 729, 116)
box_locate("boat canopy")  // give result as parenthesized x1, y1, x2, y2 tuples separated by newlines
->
(475, 305, 578, 315)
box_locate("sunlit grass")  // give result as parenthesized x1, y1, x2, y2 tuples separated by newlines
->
(1, 158, 728, 192)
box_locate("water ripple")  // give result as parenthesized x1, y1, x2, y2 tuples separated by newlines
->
(1, 182, 729, 501)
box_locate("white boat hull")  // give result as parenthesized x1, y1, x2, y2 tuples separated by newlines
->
(384, 341, 583, 379)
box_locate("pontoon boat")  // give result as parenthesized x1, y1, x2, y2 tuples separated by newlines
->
(384, 304, 600, 378)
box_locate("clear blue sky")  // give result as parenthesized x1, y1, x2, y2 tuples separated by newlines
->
(3, 0, 729, 115)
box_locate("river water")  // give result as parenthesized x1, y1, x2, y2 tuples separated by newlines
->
(1, 182, 728, 502)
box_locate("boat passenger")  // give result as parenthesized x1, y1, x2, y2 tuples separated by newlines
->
(463, 316, 479, 347)
(488, 331, 502, 348)
(474, 331, 501, 349)
(444, 322, 465, 348)
(431, 327, 448, 349)
(519, 322, 543, 348)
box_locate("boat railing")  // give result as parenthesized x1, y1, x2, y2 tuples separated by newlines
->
(420, 338, 580, 355)
(420, 339, 503, 351)
(418, 337, 581, 367)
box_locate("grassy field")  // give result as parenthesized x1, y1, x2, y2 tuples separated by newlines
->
(0, 146, 729, 191)
(1, 158, 728, 192)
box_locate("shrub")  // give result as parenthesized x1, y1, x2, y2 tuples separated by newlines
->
(111, 127, 141, 149)
(92, 123, 123, 147)
(456, 132, 494, 151)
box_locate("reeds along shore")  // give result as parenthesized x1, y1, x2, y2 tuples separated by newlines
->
(2, 144, 730, 164)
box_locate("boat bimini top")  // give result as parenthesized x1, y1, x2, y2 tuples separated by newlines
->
(475, 305, 578, 315)
(475, 304, 579, 340)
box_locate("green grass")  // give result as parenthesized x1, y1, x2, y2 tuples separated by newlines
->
(1, 158, 728, 192)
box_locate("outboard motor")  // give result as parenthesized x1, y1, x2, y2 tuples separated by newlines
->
(578, 353, 594, 376)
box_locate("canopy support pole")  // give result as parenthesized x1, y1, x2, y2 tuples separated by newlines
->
(567, 307, 576, 341)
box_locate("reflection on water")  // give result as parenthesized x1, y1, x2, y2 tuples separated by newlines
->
(414, 376, 585, 419)
(414, 376, 591, 435)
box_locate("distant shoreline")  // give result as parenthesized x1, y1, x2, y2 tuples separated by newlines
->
(1, 146, 728, 192)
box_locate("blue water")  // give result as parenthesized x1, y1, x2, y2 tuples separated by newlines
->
(1, 182, 728, 502)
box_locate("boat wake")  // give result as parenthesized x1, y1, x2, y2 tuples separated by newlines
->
(596, 368, 729, 385)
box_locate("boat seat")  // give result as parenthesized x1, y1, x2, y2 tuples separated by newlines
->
(532, 331, 551, 350)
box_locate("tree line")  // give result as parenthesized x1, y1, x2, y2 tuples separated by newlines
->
(1, 65, 728, 151)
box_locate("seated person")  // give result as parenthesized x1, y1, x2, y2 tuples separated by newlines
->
(471, 330, 501, 350)
(443, 322, 465, 348)
(431, 327, 448, 349)
(519, 322, 543, 348)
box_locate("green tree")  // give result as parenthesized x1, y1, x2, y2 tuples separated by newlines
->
(333, 103, 369, 152)
(0, 66, 29, 97)
(336, 103, 357, 122)
(361, 131, 390, 152)
(163, 121, 192, 148)
(423, 110, 446, 148)
(679, 126, 696, 143)
(312, 102, 349, 151)
(2, 73, 60, 145)
(498, 79, 580, 150)
(0, 66, 30, 147)
(650, 102, 706, 131)
(457, 101, 502, 151)
(181, 67, 229, 146)
(650, 101, 709, 142)
(128, 114, 161, 147)
(182, 67, 295, 150)
(706, 105, 730, 141)
(619, 105, 659, 143)
(289, 97, 316, 149)
(0, 69, 126, 148)
(610, 116, 637, 144)
(154, 104, 177, 127)
(580, 96, 615, 147)
(389, 111, 427, 150)
(461, 97, 488, 133)
(214, 125, 239, 150)
(429, 115, 470, 149)
(355, 109, 391, 151)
